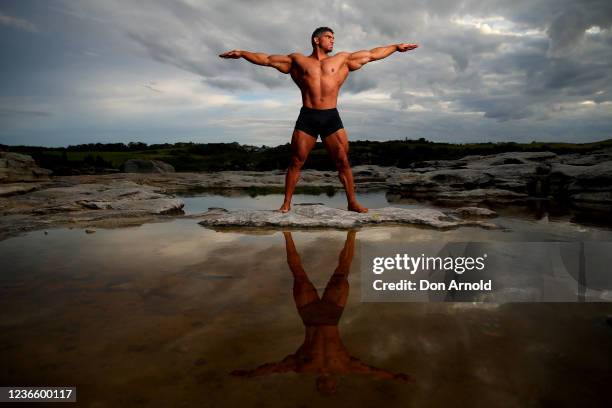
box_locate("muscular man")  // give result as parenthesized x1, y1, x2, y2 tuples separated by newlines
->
(219, 27, 418, 213)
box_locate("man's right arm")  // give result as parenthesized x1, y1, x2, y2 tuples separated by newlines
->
(219, 50, 293, 74)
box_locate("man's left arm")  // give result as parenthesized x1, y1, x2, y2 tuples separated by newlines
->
(347, 43, 418, 71)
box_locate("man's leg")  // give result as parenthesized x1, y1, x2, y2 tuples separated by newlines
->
(322, 230, 356, 307)
(322, 129, 368, 213)
(283, 232, 319, 308)
(279, 129, 317, 212)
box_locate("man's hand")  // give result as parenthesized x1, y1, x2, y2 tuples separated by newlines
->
(397, 43, 418, 52)
(219, 49, 242, 59)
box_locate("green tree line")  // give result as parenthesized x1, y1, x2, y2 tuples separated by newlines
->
(2, 138, 611, 174)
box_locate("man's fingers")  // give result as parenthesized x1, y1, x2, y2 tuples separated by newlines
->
(401, 44, 419, 51)
(219, 50, 238, 58)
(397, 43, 418, 52)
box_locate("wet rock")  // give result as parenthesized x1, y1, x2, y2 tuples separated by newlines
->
(550, 161, 612, 188)
(0, 179, 185, 240)
(411, 159, 465, 170)
(120, 159, 175, 173)
(388, 156, 553, 202)
(466, 151, 558, 167)
(0, 152, 52, 182)
(2, 181, 184, 215)
(567, 161, 612, 193)
(569, 191, 612, 211)
(31, 204, 83, 214)
(428, 169, 494, 188)
(548, 161, 612, 202)
(2, 148, 612, 240)
(0, 183, 40, 197)
(85, 228, 96, 234)
(197, 204, 499, 230)
(451, 207, 498, 218)
(80, 198, 184, 214)
(386, 150, 612, 207)
(435, 189, 529, 206)
(559, 148, 612, 166)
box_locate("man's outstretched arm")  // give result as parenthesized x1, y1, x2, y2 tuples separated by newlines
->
(219, 49, 292, 74)
(347, 43, 418, 71)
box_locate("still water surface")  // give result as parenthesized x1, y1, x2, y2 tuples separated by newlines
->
(1, 193, 611, 406)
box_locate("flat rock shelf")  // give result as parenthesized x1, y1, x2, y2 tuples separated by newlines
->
(197, 204, 500, 230)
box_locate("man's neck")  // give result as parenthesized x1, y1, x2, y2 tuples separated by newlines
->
(309, 47, 330, 61)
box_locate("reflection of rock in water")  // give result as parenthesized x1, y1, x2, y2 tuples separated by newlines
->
(231, 231, 413, 395)
(425, 242, 556, 302)
(558, 241, 612, 297)
(426, 241, 612, 302)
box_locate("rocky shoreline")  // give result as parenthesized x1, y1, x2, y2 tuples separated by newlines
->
(1, 148, 611, 240)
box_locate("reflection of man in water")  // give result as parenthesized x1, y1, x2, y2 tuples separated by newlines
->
(220, 27, 418, 213)
(231, 231, 412, 394)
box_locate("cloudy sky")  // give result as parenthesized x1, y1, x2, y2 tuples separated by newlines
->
(1, 0, 611, 147)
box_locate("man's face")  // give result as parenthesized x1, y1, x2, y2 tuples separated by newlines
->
(316, 31, 334, 52)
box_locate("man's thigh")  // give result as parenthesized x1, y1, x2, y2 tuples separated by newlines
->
(291, 129, 317, 161)
(322, 275, 349, 307)
(322, 128, 349, 159)
(294, 280, 319, 308)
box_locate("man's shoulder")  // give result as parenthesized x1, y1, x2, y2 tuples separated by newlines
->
(332, 52, 351, 63)
(288, 52, 304, 58)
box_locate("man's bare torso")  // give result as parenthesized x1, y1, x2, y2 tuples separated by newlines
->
(288, 53, 350, 110)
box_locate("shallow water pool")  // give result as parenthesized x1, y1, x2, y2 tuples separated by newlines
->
(1, 194, 611, 406)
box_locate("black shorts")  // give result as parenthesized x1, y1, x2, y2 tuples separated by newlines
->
(294, 106, 344, 139)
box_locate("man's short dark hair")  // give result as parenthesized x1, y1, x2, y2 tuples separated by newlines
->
(311, 26, 334, 47)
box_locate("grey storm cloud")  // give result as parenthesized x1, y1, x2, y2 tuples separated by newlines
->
(62, 0, 612, 123)
(0, 11, 38, 32)
(343, 74, 378, 94)
(0, 108, 50, 117)
(1, 0, 611, 146)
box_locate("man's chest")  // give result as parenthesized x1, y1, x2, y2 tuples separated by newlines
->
(293, 57, 347, 78)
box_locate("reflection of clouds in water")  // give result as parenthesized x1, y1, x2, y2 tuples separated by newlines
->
(360, 226, 454, 243)
(359, 229, 393, 242)
(415, 335, 441, 355)
(281, 230, 349, 246)
(370, 333, 405, 361)
(389, 229, 441, 242)
(114, 236, 293, 323)
(599, 291, 612, 300)
(4, 221, 612, 404)
(95, 220, 243, 262)
(156, 230, 241, 259)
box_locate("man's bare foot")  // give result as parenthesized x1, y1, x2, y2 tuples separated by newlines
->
(278, 203, 291, 213)
(348, 202, 368, 213)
